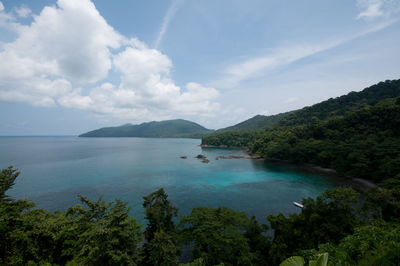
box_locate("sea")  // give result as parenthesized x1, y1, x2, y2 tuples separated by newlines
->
(0, 136, 347, 225)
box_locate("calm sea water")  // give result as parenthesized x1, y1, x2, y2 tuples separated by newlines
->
(0, 137, 344, 225)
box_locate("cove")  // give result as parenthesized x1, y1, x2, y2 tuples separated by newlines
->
(0, 136, 348, 225)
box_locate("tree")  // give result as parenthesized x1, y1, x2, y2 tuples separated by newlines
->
(143, 188, 178, 241)
(279, 253, 328, 266)
(142, 188, 179, 265)
(268, 188, 360, 265)
(0, 166, 36, 264)
(364, 187, 400, 221)
(244, 216, 271, 265)
(147, 230, 179, 266)
(0, 166, 20, 201)
(64, 195, 142, 265)
(179, 206, 255, 265)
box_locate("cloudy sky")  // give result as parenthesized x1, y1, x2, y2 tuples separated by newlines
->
(0, 0, 399, 135)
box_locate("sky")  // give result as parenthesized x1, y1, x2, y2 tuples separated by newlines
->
(0, 0, 399, 135)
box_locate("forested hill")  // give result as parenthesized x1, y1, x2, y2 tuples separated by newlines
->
(216, 112, 291, 132)
(202, 79, 400, 185)
(279, 79, 400, 126)
(79, 119, 213, 138)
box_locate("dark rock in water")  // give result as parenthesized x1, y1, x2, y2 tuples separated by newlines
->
(180, 156, 187, 159)
(196, 154, 209, 163)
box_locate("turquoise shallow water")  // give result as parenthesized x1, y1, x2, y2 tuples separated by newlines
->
(0, 137, 344, 224)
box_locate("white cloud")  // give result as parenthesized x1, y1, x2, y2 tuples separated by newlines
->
(212, 18, 397, 89)
(0, 1, 17, 29)
(58, 75, 220, 121)
(357, 0, 384, 19)
(0, 0, 219, 122)
(154, 0, 183, 49)
(15, 6, 31, 18)
(176, 82, 220, 115)
(3, 0, 123, 84)
(219, 45, 323, 87)
(284, 97, 299, 104)
(356, 0, 400, 20)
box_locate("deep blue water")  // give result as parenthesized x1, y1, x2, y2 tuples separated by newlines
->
(0, 137, 345, 225)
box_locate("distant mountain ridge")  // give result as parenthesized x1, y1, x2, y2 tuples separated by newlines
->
(79, 119, 213, 138)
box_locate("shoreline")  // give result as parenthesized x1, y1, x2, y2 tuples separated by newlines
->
(262, 157, 379, 192)
(202, 144, 378, 192)
(200, 144, 246, 149)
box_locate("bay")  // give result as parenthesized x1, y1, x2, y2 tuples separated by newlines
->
(0, 136, 345, 225)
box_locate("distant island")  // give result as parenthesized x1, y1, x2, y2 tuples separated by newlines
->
(79, 119, 214, 138)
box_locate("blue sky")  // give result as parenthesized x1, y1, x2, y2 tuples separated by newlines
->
(0, 0, 399, 135)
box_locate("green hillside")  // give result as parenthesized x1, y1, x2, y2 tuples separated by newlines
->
(216, 112, 291, 132)
(250, 98, 400, 183)
(79, 119, 213, 138)
(202, 79, 400, 184)
(278, 79, 400, 126)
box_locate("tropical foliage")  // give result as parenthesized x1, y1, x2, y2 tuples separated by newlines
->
(1, 166, 400, 265)
(279, 253, 328, 266)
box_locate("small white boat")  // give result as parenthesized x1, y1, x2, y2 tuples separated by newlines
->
(293, 202, 304, 208)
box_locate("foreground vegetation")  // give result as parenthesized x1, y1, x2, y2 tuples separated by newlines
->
(202, 80, 400, 185)
(1, 166, 400, 265)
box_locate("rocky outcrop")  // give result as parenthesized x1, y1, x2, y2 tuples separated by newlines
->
(195, 154, 210, 163)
